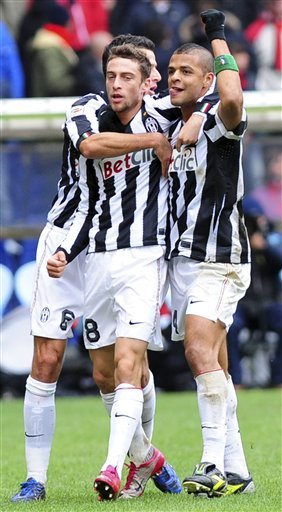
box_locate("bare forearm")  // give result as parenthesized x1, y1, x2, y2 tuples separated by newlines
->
(79, 132, 163, 159)
(211, 39, 243, 106)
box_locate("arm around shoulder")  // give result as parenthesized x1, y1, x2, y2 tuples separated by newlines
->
(79, 131, 167, 159)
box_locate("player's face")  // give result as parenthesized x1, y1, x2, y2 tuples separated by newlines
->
(106, 57, 149, 123)
(168, 53, 213, 113)
(141, 49, 161, 95)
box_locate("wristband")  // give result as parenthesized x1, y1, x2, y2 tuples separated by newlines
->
(214, 55, 239, 75)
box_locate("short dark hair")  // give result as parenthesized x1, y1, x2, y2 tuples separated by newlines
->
(106, 44, 152, 82)
(102, 34, 155, 76)
(173, 43, 214, 74)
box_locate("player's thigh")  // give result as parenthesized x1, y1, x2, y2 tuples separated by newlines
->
(83, 253, 116, 350)
(114, 246, 167, 347)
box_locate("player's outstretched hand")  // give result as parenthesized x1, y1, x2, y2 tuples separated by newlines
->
(47, 251, 67, 278)
(200, 9, 226, 43)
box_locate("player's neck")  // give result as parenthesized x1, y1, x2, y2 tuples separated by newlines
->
(181, 105, 195, 122)
(117, 102, 143, 125)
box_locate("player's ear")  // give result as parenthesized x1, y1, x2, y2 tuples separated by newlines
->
(203, 71, 214, 89)
(142, 77, 151, 95)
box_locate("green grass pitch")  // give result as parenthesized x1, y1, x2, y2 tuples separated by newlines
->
(1, 389, 281, 511)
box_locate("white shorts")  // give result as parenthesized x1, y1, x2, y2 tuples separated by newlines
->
(30, 223, 86, 339)
(169, 257, 251, 341)
(83, 245, 167, 351)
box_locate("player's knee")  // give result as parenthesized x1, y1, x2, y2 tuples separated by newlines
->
(32, 348, 63, 381)
(184, 341, 203, 369)
(115, 357, 142, 386)
(93, 368, 115, 393)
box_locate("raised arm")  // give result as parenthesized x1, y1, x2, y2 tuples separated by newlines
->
(201, 9, 243, 131)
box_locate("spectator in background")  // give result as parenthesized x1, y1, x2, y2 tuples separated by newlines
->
(221, 0, 263, 29)
(57, 0, 109, 51)
(75, 31, 113, 96)
(245, 0, 282, 90)
(227, 196, 282, 387)
(243, 154, 282, 382)
(0, 21, 25, 226)
(0, 20, 25, 98)
(17, 0, 56, 96)
(27, 3, 78, 97)
(250, 149, 282, 231)
(17, 0, 106, 95)
(228, 33, 257, 90)
(107, 0, 134, 36)
(0, 0, 26, 37)
(178, 0, 242, 49)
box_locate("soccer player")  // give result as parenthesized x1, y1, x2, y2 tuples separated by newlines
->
(166, 9, 255, 497)
(47, 44, 182, 501)
(10, 35, 184, 503)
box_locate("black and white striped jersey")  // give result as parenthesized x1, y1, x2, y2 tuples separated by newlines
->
(167, 103, 251, 264)
(46, 93, 106, 229)
(60, 95, 180, 259)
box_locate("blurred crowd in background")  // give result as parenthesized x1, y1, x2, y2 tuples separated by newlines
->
(1, 0, 281, 395)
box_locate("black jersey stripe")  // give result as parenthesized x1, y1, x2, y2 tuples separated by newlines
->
(117, 166, 139, 249)
(143, 160, 161, 246)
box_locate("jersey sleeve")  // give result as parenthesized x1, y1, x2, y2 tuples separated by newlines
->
(65, 93, 107, 150)
(57, 159, 98, 262)
(57, 95, 105, 262)
(205, 105, 248, 142)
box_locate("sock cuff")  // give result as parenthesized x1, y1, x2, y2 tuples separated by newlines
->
(114, 383, 144, 404)
(100, 390, 115, 417)
(26, 375, 57, 397)
(100, 390, 115, 403)
(115, 383, 141, 392)
(196, 369, 227, 394)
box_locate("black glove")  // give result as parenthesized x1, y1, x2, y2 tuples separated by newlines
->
(200, 9, 226, 43)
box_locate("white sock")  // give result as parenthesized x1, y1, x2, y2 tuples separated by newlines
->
(100, 373, 156, 442)
(141, 370, 156, 441)
(128, 422, 151, 465)
(102, 384, 144, 478)
(25, 376, 57, 485)
(196, 370, 228, 474)
(224, 375, 249, 478)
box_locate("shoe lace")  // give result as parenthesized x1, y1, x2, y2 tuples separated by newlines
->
(124, 462, 138, 490)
